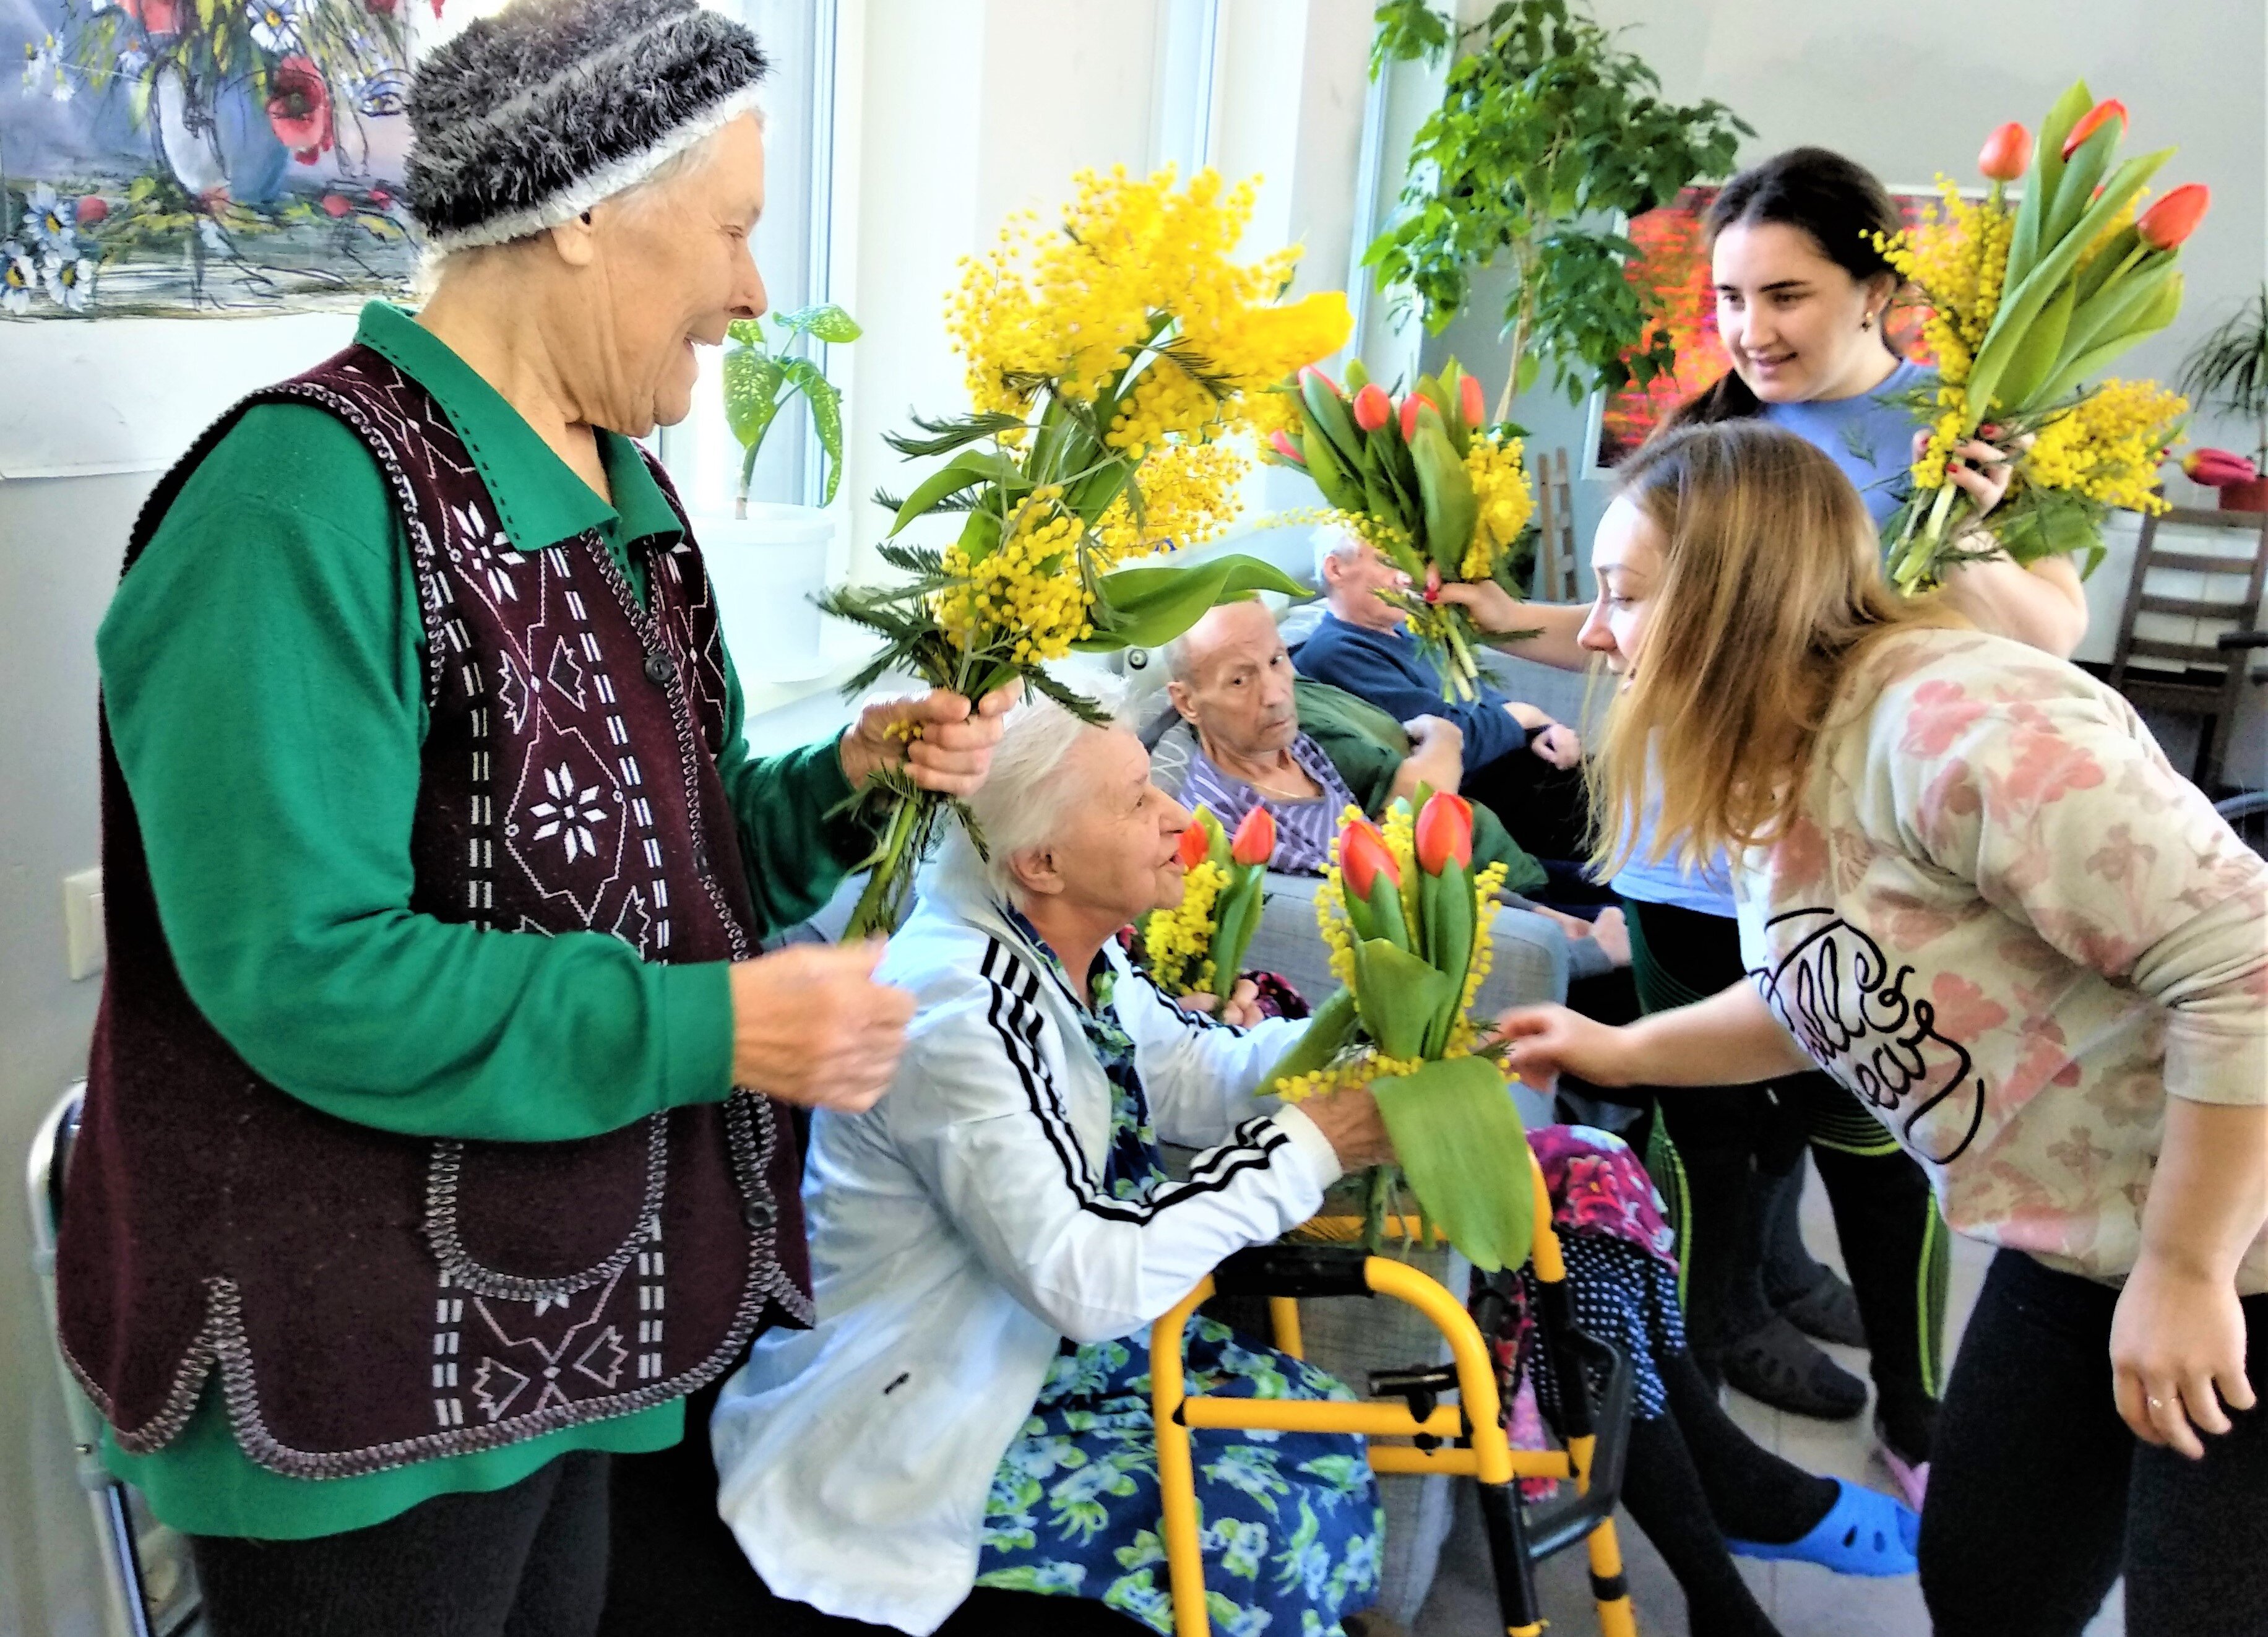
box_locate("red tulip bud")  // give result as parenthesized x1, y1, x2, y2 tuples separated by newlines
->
(321, 192, 352, 218)
(75, 194, 108, 225)
(2136, 184, 2209, 251)
(2061, 99, 2127, 160)
(1978, 121, 2032, 182)
(1176, 823, 1211, 871)
(1298, 365, 1343, 399)
(1399, 392, 1422, 442)
(1414, 792, 1473, 875)
(2183, 447, 2260, 486)
(1424, 564, 1442, 602)
(1268, 429, 1306, 465)
(1340, 819, 1400, 901)
(1230, 806, 1276, 868)
(1458, 373, 1485, 427)
(1352, 382, 1393, 433)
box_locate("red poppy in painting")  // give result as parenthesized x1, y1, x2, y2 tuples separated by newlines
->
(267, 56, 335, 163)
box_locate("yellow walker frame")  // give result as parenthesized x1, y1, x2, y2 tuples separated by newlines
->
(1150, 1148, 1639, 1637)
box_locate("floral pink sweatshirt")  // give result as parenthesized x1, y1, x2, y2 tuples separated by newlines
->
(1735, 628, 2268, 1292)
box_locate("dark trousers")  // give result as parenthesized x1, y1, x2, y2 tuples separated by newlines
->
(1620, 899, 1946, 1440)
(1920, 1251, 2268, 1637)
(190, 1451, 611, 1637)
(1459, 743, 1597, 876)
(599, 1380, 1147, 1636)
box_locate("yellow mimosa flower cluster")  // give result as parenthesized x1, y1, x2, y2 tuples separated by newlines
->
(934, 497, 1091, 664)
(1092, 439, 1251, 561)
(2025, 379, 2187, 512)
(1875, 180, 2016, 487)
(1274, 1048, 1424, 1107)
(1143, 858, 1227, 996)
(946, 166, 1351, 451)
(1459, 437, 1535, 581)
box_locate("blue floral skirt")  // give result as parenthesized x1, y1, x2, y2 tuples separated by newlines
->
(974, 1316, 1385, 1636)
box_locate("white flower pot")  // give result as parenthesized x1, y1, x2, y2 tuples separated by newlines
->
(692, 504, 836, 684)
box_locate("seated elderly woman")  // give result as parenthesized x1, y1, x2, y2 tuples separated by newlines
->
(710, 696, 1397, 1637)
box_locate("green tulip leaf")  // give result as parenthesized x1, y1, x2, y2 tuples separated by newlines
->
(1255, 987, 1361, 1100)
(1076, 555, 1307, 652)
(1369, 1054, 1534, 1272)
(889, 449, 1024, 536)
(1350, 938, 1455, 1062)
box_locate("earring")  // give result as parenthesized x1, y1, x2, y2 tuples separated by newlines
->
(1861, 311, 1876, 330)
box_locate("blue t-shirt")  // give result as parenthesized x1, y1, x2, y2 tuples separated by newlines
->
(1759, 357, 1932, 529)
(1615, 360, 1931, 915)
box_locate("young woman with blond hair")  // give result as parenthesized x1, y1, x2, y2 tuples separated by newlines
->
(1480, 420, 2267, 1637)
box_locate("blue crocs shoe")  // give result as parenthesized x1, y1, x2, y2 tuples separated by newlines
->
(1726, 1479, 1920, 1577)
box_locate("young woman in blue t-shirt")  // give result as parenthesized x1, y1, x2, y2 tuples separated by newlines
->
(1446, 147, 2093, 1505)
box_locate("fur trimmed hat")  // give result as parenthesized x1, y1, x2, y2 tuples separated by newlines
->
(406, 0, 769, 254)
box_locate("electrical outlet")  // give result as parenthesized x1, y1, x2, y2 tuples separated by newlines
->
(63, 868, 104, 982)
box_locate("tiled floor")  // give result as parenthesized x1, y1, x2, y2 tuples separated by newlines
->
(1413, 1162, 2128, 1637)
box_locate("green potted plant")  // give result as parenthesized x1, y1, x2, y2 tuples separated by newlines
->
(700, 302, 861, 681)
(2176, 283, 2268, 510)
(1365, 0, 1751, 420)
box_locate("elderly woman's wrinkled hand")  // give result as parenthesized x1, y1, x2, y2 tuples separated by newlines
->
(1177, 978, 1264, 1029)
(841, 681, 1022, 797)
(1298, 1086, 1395, 1170)
(728, 941, 916, 1112)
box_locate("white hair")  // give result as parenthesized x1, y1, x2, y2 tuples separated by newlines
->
(947, 680, 1129, 901)
(414, 113, 757, 296)
(1313, 524, 1365, 587)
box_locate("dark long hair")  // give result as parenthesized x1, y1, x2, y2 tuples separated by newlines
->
(1665, 147, 1906, 431)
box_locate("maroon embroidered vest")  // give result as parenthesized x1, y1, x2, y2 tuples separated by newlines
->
(57, 344, 812, 1477)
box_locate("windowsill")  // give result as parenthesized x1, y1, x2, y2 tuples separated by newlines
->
(735, 622, 885, 754)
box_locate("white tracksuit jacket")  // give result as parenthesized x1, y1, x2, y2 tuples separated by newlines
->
(710, 849, 1343, 1633)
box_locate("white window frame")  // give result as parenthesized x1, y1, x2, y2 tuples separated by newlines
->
(657, 0, 842, 515)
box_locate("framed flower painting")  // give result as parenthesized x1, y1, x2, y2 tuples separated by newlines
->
(1, 0, 424, 317)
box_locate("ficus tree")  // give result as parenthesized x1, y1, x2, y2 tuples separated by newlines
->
(1366, 0, 1751, 420)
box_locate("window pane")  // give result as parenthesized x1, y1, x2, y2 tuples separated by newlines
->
(664, 0, 830, 514)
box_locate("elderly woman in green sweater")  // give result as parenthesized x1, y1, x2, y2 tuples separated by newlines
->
(61, 2, 1007, 1633)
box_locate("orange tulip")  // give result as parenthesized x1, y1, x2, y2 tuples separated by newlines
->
(1414, 792, 1473, 875)
(2061, 99, 2127, 160)
(1978, 122, 2032, 181)
(1298, 365, 1342, 399)
(1176, 823, 1210, 871)
(1340, 819, 1400, 901)
(1230, 806, 1277, 868)
(2136, 184, 2210, 251)
(1399, 392, 1423, 442)
(1268, 429, 1306, 465)
(1458, 373, 1485, 427)
(1352, 382, 1393, 433)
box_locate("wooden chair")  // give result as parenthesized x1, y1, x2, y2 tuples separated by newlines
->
(1530, 447, 1581, 603)
(2106, 506, 2268, 791)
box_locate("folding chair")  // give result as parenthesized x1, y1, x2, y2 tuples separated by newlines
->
(1152, 1147, 1637, 1637)
(26, 1084, 199, 1637)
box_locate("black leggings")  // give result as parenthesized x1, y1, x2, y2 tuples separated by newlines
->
(190, 1451, 611, 1637)
(1620, 899, 1947, 1448)
(1921, 1251, 2268, 1637)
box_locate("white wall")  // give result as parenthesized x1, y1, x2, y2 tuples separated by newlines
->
(1420, 0, 2268, 781)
